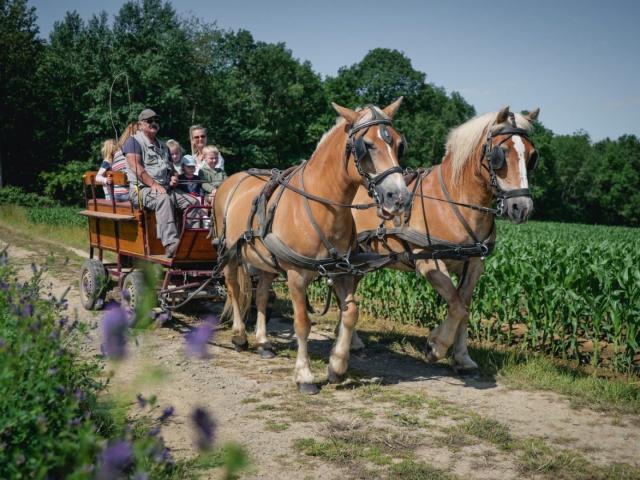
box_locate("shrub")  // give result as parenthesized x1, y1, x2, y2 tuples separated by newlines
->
(0, 263, 177, 478)
(26, 206, 85, 228)
(38, 160, 95, 206)
(0, 185, 59, 208)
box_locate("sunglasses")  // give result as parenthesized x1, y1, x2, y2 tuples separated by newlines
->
(144, 117, 160, 124)
(193, 135, 206, 139)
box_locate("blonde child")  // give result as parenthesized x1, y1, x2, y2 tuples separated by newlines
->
(96, 136, 130, 202)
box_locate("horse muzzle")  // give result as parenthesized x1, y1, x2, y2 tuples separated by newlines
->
(375, 184, 412, 220)
(503, 196, 533, 224)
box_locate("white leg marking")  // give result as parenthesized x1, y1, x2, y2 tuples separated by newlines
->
(512, 136, 529, 188)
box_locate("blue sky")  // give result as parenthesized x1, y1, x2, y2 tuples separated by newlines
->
(30, 0, 640, 141)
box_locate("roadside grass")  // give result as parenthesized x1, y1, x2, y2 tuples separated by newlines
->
(440, 413, 640, 480)
(0, 204, 88, 252)
(470, 345, 640, 415)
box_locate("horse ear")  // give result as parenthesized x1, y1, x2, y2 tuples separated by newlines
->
(382, 96, 404, 119)
(496, 106, 510, 124)
(331, 102, 359, 125)
(526, 108, 540, 121)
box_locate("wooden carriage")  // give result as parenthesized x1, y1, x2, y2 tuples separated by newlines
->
(78, 170, 224, 311)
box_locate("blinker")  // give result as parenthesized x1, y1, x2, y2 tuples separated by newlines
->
(380, 125, 392, 145)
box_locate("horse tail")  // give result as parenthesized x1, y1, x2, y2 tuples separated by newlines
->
(222, 261, 252, 322)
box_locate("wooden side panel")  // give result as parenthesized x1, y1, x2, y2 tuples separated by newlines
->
(174, 230, 217, 261)
(146, 215, 165, 255)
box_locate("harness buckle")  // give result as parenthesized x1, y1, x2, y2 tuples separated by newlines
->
(242, 231, 254, 243)
(317, 264, 327, 277)
(376, 226, 386, 240)
(496, 198, 506, 217)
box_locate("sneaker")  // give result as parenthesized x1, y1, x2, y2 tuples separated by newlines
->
(165, 242, 178, 258)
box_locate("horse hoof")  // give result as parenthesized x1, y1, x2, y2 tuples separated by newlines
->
(297, 383, 319, 395)
(424, 341, 439, 363)
(231, 336, 248, 352)
(327, 367, 345, 384)
(257, 345, 276, 359)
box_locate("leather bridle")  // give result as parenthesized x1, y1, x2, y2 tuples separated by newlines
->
(345, 106, 404, 203)
(480, 112, 537, 216)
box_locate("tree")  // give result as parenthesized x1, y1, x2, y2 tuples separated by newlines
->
(0, 0, 43, 186)
(324, 49, 474, 168)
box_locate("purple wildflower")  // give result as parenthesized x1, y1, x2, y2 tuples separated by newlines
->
(185, 316, 218, 359)
(0, 338, 5, 349)
(158, 406, 175, 423)
(191, 407, 217, 451)
(100, 303, 130, 360)
(153, 447, 174, 465)
(148, 426, 161, 437)
(75, 388, 86, 402)
(22, 303, 34, 317)
(136, 393, 147, 408)
(155, 312, 169, 326)
(69, 417, 82, 427)
(98, 440, 133, 479)
(55, 385, 66, 395)
(0, 281, 8, 291)
(31, 263, 37, 274)
(121, 288, 131, 303)
(133, 473, 149, 480)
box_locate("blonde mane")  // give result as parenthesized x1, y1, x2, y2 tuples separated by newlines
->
(446, 111, 533, 180)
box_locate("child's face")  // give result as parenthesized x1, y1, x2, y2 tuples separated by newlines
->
(184, 165, 196, 177)
(169, 146, 180, 164)
(204, 152, 218, 168)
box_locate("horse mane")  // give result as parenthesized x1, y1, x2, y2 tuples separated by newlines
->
(446, 111, 533, 181)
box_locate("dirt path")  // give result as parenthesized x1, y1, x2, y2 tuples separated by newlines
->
(3, 229, 639, 480)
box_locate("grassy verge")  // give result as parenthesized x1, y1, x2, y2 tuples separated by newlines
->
(469, 345, 640, 414)
(0, 204, 87, 252)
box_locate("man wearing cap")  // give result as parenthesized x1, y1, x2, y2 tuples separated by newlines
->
(123, 108, 200, 257)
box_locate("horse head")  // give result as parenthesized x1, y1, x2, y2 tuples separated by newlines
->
(480, 106, 540, 224)
(332, 98, 411, 220)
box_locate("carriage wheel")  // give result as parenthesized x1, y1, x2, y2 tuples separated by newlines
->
(79, 259, 109, 310)
(122, 271, 146, 311)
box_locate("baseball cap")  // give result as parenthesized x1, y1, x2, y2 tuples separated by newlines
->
(181, 155, 197, 167)
(138, 108, 159, 121)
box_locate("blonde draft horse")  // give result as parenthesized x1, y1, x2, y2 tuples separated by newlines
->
(351, 106, 540, 373)
(213, 99, 410, 394)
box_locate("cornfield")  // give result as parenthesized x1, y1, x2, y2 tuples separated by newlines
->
(309, 221, 640, 374)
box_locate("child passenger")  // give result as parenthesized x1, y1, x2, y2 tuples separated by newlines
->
(199, 145, 227, 201)
(177, 155, 203, 197)
(166, 139, 184, 175)
(96, 139, 130, 201)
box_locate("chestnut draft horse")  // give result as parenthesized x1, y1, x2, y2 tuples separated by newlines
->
(212, 99, 411, 394)
(351, 106, 540, 373)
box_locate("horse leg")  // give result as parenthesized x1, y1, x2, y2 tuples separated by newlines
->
(328, 275, 358, 383)
(255, 271, 277, 359)
(416, 259, 467, 363)
(287, 270, 318, 394)
(223, 262, 248, 351)
(451, 259, 484, 373)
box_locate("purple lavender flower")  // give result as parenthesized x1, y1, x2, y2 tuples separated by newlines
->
(185, 316, 218, 359)
(0, 281, 8, 291)
(148, 426, 161, 437)
(31, 263, 37, 274)
(98, 440, 133, 479)
(0, 338, 5, 350)
(21, 303, 34, 317)
(136, 393, 147, 408)
(155, 312, 170, 326)
(55, 385, 66, 395)
(75, 388, 86, 402)
(133, 473, 149, 480)
(121, 288, 131, 303)
(191, 407, 217, 451)
(158, 406, 175, 423)
(100, 303, 130, 360)
(153, 447, 174, 465)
